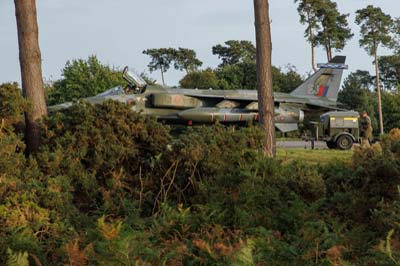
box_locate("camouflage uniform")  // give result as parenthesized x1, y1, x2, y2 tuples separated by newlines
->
(360, 115, 373, 144)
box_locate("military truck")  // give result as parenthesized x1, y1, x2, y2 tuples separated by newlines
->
(309, 111, 360, 150)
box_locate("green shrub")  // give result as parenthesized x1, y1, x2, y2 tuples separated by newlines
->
(39, 101, 172, 218)
(0, 82, 26, 128)
(46, 55, 127, 105)
(1, 98, 400, 265)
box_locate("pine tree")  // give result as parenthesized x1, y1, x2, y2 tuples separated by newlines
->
(356, 5, 393, 134)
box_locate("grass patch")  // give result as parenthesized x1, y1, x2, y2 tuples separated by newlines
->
(276, 148, 353, 165)
(276, 137, 302, 141)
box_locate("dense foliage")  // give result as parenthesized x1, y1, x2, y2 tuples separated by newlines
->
(295, 0, 353, 62)
(0, 82, 27, 127)
(212, 40, 256, 67)
(382, 91, 400, 132)
(138, 40, 302, 91)
(179, 69, 221, 89)
(379, 55, 400, 90)
(2, 88, 400, 265)
(143, 48, 203, 85)
(338, 70, 377, 129)
(338, 69, 400, 132)
(45, 55, 127, 105)
(180, 63, 303, 92)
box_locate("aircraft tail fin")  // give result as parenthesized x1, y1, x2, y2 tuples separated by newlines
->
(290, 56, 347, 102)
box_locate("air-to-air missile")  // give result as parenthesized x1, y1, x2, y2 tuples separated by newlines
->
(48, 56, 348, 133)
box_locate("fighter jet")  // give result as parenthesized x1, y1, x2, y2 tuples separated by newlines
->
(48, 56, 348, 133)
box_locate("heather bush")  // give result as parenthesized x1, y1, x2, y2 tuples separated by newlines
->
(0, 82, 26, 128)
(1, 98, 400, 265)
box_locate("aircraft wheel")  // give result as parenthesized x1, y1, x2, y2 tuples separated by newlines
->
(336, 135, 353, 150)
(326, 141, 336, 149)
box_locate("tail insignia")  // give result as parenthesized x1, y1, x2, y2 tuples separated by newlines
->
(317, 86, 329, 97)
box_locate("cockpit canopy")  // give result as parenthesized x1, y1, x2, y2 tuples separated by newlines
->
(95, 86, 124, 97)
(123, 67, 147, 90)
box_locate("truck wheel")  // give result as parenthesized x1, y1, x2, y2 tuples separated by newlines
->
(326, 141, 336, 149)
(336, 135, 353, 150)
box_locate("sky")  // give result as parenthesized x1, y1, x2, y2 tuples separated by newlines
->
(1, 0, 400, 86)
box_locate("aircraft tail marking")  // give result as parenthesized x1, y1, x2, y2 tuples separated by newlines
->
(290, 56, 347, 102)
(316, 85, 330, 97)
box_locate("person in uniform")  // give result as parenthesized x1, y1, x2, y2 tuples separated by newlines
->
(360, 111, 373, 146)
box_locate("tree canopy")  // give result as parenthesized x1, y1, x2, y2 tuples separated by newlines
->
(390, 18, 400, 54)
(314, 0, 353, 61)
(294, 0, 320, 71)
(143, 48, 176, 85)
(179, 69, 220, 89)
(212, 40, 256, 67)
(179, 62, 303, 92)
(143, 48, 203, 85)
(379, 55, 400, 90)
(382, 91, 400, 131)
(338, 70, 374, 111)
(46, 55, 126, 105)
(295, 0, 353, 63)
(295, 0, 320, 41)
(173, 48, 203, 74)
(355, 5, 393, 56)
(355, 5, 393, 134)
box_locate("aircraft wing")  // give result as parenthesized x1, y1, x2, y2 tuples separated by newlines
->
(274, 95, 342, 111)
(167, 88, 258, 102)
(304, 102, 344, 110)
(173, 89, 342, 111)
(294, 99, 343, 111)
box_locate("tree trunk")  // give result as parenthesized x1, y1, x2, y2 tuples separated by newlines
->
(306, 11, 317, 72)
(310, 32, 317, 72)
(374, 50, 384, 134)
(14, 0, 47, 154)
(325, 45, 330, 62)
(160, 68, 165, 86)
(328, 41, 332, 61)
(254, 0, 276, 157)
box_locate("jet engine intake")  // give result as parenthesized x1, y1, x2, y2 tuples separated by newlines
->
(299, 110, 305, 123)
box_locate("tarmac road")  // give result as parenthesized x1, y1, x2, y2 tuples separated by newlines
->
(277, 140, 328, 149)
(277, 140, 361, 150)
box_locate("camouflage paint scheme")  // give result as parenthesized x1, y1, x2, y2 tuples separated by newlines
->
(48, 56, 348, 133)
